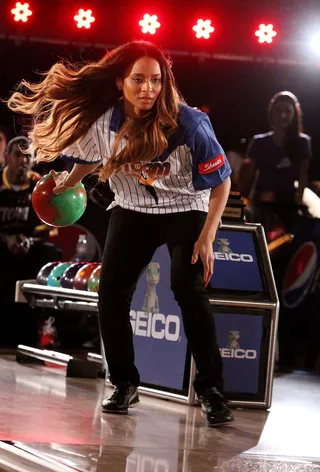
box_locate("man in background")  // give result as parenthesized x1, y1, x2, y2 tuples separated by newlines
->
(0, 126, 8, 169)
(0, 136, 60, 346)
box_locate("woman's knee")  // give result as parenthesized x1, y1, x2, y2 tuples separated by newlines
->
(98, 286, 135, 314)
(170, 280, 205, 304)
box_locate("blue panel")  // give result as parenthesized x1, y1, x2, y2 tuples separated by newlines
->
(215, 312, 263, 394)
(210, 230, 264, 292)
(130, 236, 265, 395)
(131, 245, 188, 391)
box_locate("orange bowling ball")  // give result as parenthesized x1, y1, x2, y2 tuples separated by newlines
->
(73, 263, 99, 291)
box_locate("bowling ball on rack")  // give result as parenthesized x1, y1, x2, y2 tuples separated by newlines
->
(73, 263, 99, 291)
(60, 262, 85, 289)
(87, 264, 102, 292)
(47, 262, 72, 287)
(32, 173, 87, 227)
(36, 261, 60, 285)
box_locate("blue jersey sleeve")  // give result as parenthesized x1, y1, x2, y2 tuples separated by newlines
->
(189, 115, 232, 191)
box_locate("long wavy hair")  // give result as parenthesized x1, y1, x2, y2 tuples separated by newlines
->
(268, 91, 303, 135)
(268, 91, 304, 163)
(6, 41, 181, 180)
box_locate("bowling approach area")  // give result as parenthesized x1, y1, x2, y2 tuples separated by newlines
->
(0, 357, 319, 472)
(1, 216, 319, 472)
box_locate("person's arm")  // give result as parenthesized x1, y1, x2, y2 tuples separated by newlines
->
(52, 121, 104, 194)
(296, 135, 312, 204)
(52, 162, 101, 195)
(296, 137, 312, 204)
(189, 113, 232, 287)
(192, 177, 231, 287)
(296, 158, 309, 204)
(237, 138, 258, 198)
(0, 232, 29, 256)
(237, 158, 256, 198)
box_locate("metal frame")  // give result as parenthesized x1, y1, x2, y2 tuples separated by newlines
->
(16, 344, 99, 379)
(1, 34, 315, 67)
(17, 345, 73, 366)
(191, 222, 279, 409)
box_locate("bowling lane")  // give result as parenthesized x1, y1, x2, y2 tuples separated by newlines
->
(0, 356, 320, 471)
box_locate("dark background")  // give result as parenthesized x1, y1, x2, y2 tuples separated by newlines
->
(1, 0, 320, 175)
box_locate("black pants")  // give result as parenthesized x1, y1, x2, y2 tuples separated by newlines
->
(98, 207, 223, 395)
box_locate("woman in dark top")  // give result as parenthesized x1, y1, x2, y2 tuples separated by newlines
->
(240, 91, 312, 232)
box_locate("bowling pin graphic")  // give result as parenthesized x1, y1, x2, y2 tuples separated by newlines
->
(142, 262, 160, 314)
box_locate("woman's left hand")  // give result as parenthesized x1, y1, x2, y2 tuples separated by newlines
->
(192, 236, 215, 288)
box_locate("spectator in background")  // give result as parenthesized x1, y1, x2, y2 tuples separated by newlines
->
(0, 136, 38, 244)
(0, 136, 60, 346)
(0, 126, 8, 168)
(238, 91, 312, 232)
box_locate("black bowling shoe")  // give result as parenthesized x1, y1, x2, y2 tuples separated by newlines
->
(102, 384, 139, 414)
(199, 387, 234, 427)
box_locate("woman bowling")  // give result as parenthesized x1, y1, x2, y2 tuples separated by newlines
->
(7, 40, 232, 427)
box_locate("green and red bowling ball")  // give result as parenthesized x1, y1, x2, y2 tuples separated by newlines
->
(32, 173, 87, 227)
(87, 264, 102, 292)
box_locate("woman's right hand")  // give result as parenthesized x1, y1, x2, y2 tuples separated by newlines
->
(50, 170, 80, 195)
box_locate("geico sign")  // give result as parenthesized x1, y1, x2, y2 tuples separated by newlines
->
(214, 252, 254, 262)
(220, 348, 257, 359)
(130, 310, 180, 341)
(126, 453, 169, 472)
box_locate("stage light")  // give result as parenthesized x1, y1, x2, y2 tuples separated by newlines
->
(139, 14, 160, 34)
(74, 9, 95, 29)
(193, 19, 215, 39)
(11, 2, 32, 22)
(255, 24, 277, 44)
(310, 33, 320, 55)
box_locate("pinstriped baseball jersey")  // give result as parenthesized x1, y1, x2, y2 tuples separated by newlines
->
(61, 102, 231, 214)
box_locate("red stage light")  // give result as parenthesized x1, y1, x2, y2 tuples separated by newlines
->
(74, 9, 95, 29)
(139, 14, 160, 34)
(193, 19, 215, 39)
(255, 24, 277, 44)
(11, 2, 32, 22)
